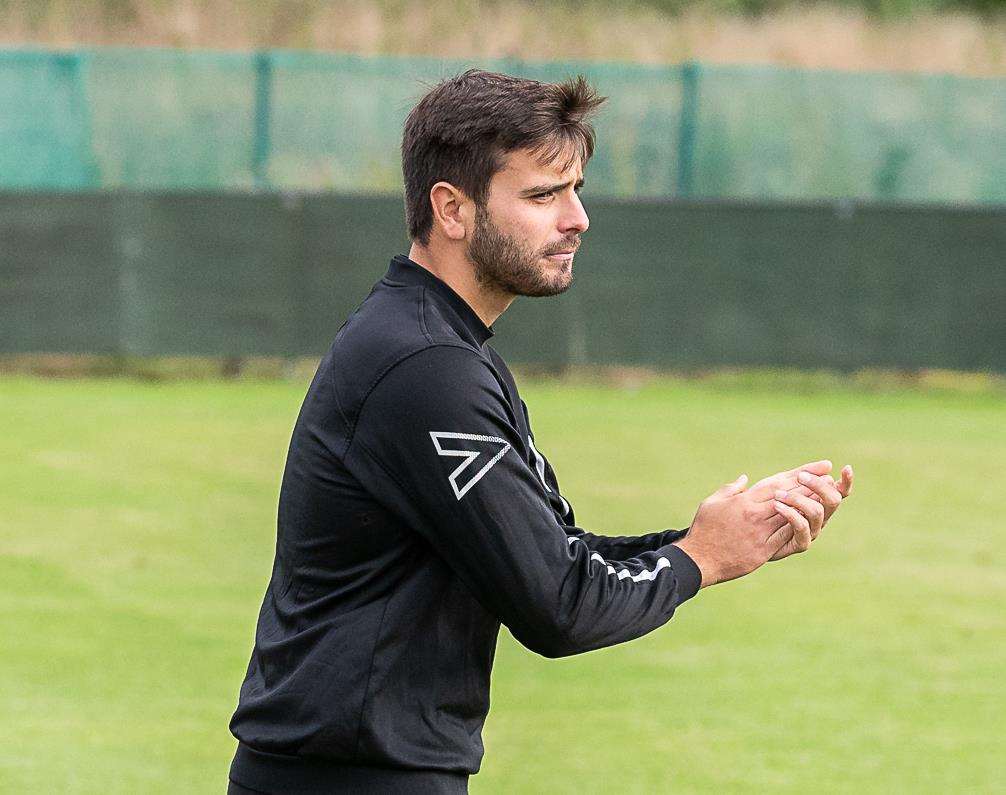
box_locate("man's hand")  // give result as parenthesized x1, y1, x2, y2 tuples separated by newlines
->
(672, 459, 830, 587)
(768, 465, 854, 560)
(672, 460, 852, 588)
(745, 460, 837, 503)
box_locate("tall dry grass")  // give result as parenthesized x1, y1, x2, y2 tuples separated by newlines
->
(0, 0, 1003, 75)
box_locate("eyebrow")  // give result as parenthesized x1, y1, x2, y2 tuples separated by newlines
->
(519, 178, 585, 197)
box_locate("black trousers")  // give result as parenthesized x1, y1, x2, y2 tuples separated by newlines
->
(227, 742, 470, 794)
(227, 771, 469, 794)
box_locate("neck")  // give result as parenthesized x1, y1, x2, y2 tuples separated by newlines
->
(407, 242, 514, 328)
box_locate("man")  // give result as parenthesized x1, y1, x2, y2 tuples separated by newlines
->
(228, 69, 853, 794)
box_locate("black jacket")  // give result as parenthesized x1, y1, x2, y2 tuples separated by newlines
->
(228, 255, 702, 793)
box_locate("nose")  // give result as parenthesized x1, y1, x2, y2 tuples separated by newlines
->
(559, 192, 589, 235)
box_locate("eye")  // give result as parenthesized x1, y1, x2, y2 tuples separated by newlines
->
(531, 191, 555, 203)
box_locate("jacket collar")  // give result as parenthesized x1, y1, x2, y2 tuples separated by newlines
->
(384, 254, 494, 347)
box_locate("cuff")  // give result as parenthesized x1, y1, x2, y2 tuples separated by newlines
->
(659, 527, 690, 545)
(663, 543, 702, 603)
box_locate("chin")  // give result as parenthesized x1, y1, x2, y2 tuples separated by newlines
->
(552, 261, 572, 284)
(542, 271, 574, 297)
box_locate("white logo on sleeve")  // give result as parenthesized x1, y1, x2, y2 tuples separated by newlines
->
(429, 431, 512, 500)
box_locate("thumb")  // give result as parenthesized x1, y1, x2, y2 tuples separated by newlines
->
(716, 473, 748, 497)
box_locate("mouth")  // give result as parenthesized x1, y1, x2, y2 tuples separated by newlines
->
(543, 246, 578, 261)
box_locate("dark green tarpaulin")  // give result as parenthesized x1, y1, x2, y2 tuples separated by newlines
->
(2, 192, 1003, 372)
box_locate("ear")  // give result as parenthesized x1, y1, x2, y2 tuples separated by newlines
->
(429, 181, 470, 241)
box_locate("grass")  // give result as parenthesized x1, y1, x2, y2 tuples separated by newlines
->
(1, 372, 1003, 792)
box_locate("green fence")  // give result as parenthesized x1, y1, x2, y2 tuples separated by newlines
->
(3, 192, 1003, 371)
(1, 48, 1004, 203)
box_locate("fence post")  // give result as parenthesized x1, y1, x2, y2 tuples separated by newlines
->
(253, 51, 273, 189)
(114, 194, 146, 357)
(58, 50, 101, 188)
(677, 61, 700, 198)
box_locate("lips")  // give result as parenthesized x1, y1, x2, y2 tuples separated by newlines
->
(543, 238, 580, 258)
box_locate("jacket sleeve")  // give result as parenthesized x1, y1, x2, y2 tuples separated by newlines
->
(520, 399, 691, 559)
(343, 345, 702, 659)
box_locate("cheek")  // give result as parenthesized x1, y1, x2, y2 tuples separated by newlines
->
(507, 208, 553, 250)
(486, 198, 554, 252)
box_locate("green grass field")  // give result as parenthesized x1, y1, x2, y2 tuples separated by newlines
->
(1, 372, 1003, 793)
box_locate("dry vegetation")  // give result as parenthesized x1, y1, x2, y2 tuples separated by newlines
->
(0, 0, 1003, 75)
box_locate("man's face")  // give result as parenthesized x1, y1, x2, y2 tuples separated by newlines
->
(466, 146, 589, 298)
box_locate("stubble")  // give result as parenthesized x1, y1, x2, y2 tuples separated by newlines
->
(467, 204, 576, 298)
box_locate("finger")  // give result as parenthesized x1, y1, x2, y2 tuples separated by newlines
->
(715, 473, 748, 498)
(784, 459, 833, 478)
(757, 478, 829, 504)
(772, 505, 812, 555)
(774, 489, 825, 538)
(796, 471, 843, 518)
(764, 484, 828, 557)
(748, 473, 801, 501)
(768, 535, 795, 561)
(765, 520, 794, 553)
(788, 484, 824, 502)
(773, 500, 812, 552)
(749, 461, 833, 501)
(748, 500, 780, 520)
(762, 505, 792, 536)
(836, 465, 854, 498)
(768, 513, 788, 533)
(751, 503, 793, 530)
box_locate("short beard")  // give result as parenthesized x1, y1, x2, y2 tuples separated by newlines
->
(467, 204, 575, 298)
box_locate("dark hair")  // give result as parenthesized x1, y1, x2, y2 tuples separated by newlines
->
(401, 69, 606, 245)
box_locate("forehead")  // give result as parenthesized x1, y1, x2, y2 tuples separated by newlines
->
(496, 145, 584, 187)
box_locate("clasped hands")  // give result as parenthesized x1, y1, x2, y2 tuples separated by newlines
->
(674, 460, 854, 588)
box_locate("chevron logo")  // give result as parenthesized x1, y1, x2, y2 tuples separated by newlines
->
(429, 431, 512, 500)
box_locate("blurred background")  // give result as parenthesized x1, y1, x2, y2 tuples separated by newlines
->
(1, 0, 1004, 792)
